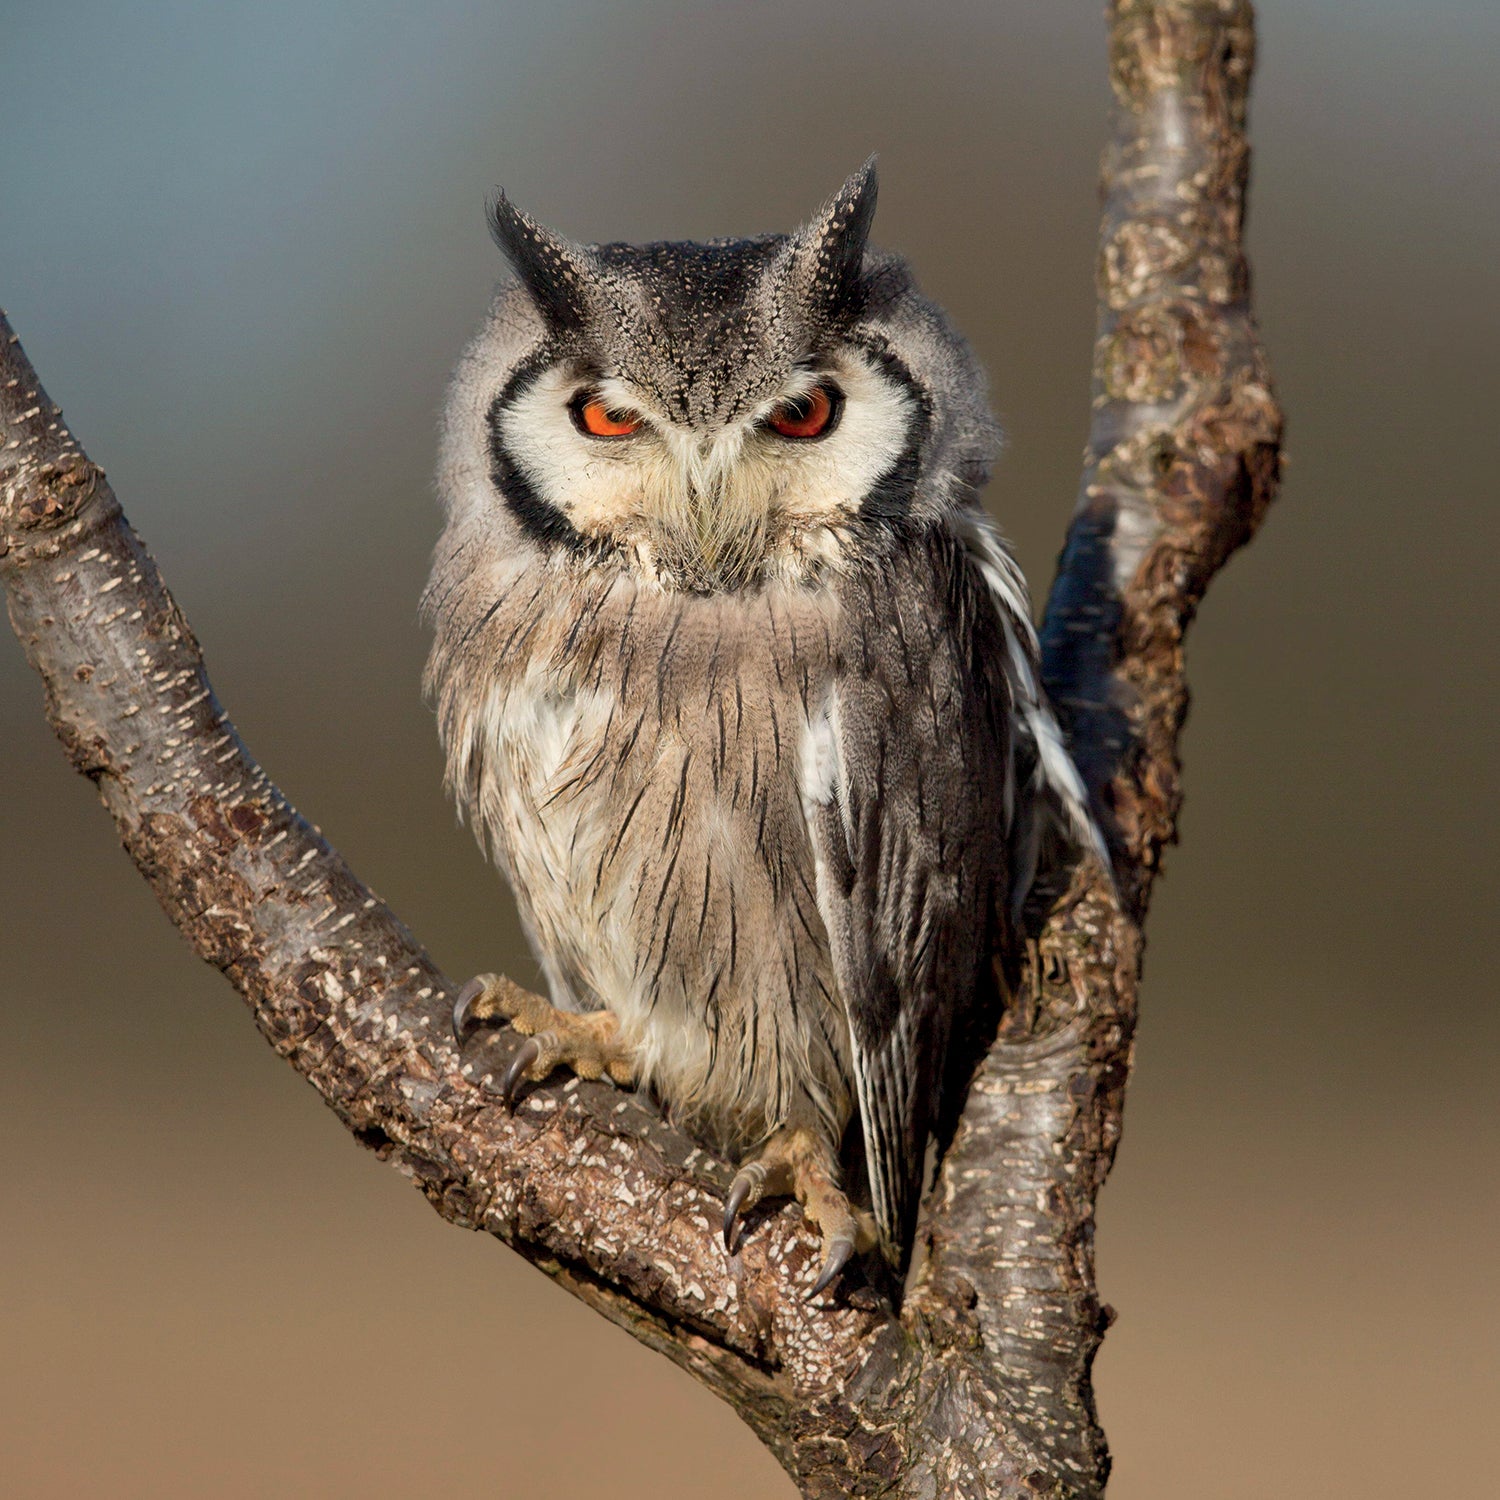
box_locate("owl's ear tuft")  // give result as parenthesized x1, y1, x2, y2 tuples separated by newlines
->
(794, 157, 879, 324)
(487, 191, 597, 332)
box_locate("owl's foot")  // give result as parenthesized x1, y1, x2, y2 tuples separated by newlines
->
(452, 974, 635, 1101)
(722, 1126, 878, 1299)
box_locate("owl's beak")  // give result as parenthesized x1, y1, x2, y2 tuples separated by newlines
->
(642, 428, 771, 591)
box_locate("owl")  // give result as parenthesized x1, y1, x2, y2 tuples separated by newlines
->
(426, 161, 1101, 1296)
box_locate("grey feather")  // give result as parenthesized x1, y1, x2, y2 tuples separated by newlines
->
(803, 527, 1012, 1265)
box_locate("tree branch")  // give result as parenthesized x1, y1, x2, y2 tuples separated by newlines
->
(1, 2, 1280, 1495)
(906, 3, 1282, 1487)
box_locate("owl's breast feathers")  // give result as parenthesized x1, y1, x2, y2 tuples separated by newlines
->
(426, 516, 1021, 1263)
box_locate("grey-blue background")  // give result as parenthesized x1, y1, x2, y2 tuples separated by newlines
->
(3, 3, 1496, 1495)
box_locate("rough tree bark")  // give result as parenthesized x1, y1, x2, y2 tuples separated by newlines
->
(0, 2, 1280, 1494)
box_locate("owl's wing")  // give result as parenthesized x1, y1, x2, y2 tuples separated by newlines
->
(803, 526, 1015, 1269)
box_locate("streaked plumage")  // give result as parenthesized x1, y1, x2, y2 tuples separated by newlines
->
(425, 162, 1100, 1281)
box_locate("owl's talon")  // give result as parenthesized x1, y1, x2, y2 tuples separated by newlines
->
(452, 975, 490, 1043)
(723, 1161, 768, 1252)
(808, 1232, 855, 1299)
(503, 1036, 542, 1102)
(452, 972, 512, 1047)
(722, 1184, 745, 1252)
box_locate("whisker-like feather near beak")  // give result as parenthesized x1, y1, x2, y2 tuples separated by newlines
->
(640, 424, 776, 593)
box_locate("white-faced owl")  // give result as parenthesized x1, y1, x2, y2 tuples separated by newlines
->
(426, 162, 1101, 1295)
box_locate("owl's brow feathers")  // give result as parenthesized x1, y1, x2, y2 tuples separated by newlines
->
(485, 160, 889, 421)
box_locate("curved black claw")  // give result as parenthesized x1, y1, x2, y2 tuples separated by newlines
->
(722, 1172, 754, 1253)
(451, 976, 489, 1045)
(807, 1233, 855, 1299)
(502, 1036, 541, 1104)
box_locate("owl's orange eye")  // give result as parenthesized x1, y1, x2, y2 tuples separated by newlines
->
(766, 383, 841, 440)
(573, 394, 643, 438)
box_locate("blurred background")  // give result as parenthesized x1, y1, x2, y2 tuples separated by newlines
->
(3, 2, 1496, 1495)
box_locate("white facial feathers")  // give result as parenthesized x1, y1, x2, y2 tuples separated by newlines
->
(491, 348, 918, 591)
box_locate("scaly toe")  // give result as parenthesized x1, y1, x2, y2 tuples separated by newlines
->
(721, 1126, 877, 1296)
(455, 982, 634, 1104)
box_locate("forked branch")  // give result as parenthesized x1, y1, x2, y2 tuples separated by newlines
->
(0, 3, 1279, 1495)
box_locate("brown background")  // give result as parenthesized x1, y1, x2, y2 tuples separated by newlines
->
(3, 3, 1495, 1495)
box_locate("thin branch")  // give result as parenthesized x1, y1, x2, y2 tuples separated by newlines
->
(1043, 0, 1282, 905)
(902, 4, 1282, 1487)
(1, 3, 1280, 1495)
(911, 0, 1281, 1471)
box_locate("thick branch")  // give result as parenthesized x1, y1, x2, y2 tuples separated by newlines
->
(0, 315, 877, 1460)
(1, 3, 1279, 1496)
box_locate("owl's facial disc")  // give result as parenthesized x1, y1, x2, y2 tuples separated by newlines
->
(490, 347, 920, 591)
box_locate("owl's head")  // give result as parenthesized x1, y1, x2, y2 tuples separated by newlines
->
(439, 161, 997, 594)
